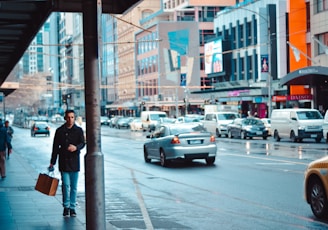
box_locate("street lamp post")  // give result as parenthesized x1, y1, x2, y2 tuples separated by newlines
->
(267, 26, 272, 118)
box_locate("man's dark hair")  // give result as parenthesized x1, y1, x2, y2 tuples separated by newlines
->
(65, 110, 75, 116)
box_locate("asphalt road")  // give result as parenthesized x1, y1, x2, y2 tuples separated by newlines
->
(11, 124, 328, 229)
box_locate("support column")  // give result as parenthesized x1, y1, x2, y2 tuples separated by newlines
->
(83, 0, 106, 229)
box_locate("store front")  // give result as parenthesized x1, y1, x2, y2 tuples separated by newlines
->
(280, 66, 328, 113)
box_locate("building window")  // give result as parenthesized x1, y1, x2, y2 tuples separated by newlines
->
(316, 33, 328, 55)
(316, 0, 328, 13)
(306, 2, 310, 32)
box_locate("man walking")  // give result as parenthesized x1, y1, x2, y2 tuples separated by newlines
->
(4, 120, 14, 159)
(0, 124, 12, 179)
(49, 110, 85, 217)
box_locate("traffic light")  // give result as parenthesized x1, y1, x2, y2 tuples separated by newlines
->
(62, 94, 67, 103)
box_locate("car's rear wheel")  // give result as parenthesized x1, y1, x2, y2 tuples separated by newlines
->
(205, 157, 215, 165)
(160, 149, 169, 167)
(228, 130, 233, 139)
(315, 137, 321, 143)
(274, 130, 280, 142)
(216, 129, 221, 138)
(308, 178, 328, 218)
(240, 131, 246, 139)
(143, 146, 151, 163)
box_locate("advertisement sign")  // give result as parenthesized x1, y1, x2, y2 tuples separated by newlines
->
(261, 55, 269, 72)
(205, 38, 223, 74)
(180, 73, 186, 87)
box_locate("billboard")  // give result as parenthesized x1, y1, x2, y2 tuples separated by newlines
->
(261, 54, 269, 72)
(205, 38, 223, 74)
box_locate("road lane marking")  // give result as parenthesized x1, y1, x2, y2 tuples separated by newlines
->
(220, 152, 309, 166)
(131, 170, 154, 230)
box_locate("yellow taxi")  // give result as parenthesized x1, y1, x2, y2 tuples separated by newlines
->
(304, 156, 328, 218)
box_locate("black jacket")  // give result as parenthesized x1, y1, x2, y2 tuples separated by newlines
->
(50, 123, 85, 172)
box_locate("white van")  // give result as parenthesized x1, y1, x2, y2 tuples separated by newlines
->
(271, 108, 323, 143)
(141, 111, 167, 132)
(201, 111, 240, 137)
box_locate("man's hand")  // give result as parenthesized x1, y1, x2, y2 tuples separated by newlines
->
(48, 164, 54, 172)
(67, 144, 77, 152)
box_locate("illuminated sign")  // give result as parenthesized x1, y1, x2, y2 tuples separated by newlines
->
(204, 38, 223, 74)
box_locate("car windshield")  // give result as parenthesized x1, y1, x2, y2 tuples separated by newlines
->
(184, 117, 200, 122)
(218, 113, 238, 120)
(265, 119, 271, 124)
(150, 114, 166, 120)
(296, 111, 323, 120)
(36, 122, 48, 127)
(160, 118, 176, 123)
(169, 124, 206, 134)
(243, 119, 263, 125)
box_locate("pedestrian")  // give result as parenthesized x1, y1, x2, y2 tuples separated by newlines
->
(4, 120, 14, 159)
(0, 124, 12, 179)
(49, 110, 85, 217)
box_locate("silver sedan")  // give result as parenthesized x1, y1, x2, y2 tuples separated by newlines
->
(143, 123, 217, 167)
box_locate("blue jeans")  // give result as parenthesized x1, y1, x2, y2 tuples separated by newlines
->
(61, 171, 79, 209)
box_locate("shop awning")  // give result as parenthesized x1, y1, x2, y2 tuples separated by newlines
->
(280, 66, 328, 86)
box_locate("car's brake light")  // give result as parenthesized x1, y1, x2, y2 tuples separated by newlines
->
(210, 135, 216, 142)
(171, 136, 180, 144)
(46, 127, 50, 130)
(34, 127, 38, 131)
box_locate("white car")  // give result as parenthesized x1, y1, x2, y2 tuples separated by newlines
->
(261, 118, 271, 136)
(129, 118, 143, 131)
(323, 110, 328, 142)
(143, 123, 217, 167)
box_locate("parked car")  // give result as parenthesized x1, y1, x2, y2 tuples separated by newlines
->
(143, 123, 217, 167)
(116, 117, 134, 129)
(159, 117, 177, 124)
(129, 118, 143, 131)
(227, 117, 268, 140)
(51, 114, 65, 124)
(100, 116, 109, 126)
(304, 156, 328, 218)
(177, 115, 203, 123)
(110, 116, 123, 128)
(261, 118, 272, 136)
(31, 121, 50, 137)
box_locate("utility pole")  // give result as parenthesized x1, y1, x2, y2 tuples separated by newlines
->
(267, 25, 272, 118)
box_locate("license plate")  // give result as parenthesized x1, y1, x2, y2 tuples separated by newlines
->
(256, 131, 262, 135)
(311, 134, 317, 138)
(189, 140, 201, 144)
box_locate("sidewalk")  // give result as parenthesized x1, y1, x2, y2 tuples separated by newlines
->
(0, 152, 87, 230)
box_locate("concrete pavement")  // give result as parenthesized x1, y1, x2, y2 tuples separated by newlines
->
(0, 151, 88, 230)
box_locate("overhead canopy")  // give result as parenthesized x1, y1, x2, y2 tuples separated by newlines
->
(280, 66, 328, 86)
(0, 0, 140, 95)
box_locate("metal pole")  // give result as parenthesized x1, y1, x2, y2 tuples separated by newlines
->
(268, 26, 272, 118)
(175, 55, 180, 118)
(83, 0, 106, 229)
(184, 88, 188, 115)
(175, 86, 179, 118)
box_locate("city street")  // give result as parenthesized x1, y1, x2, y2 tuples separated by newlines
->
(11, 124, 328, 229)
